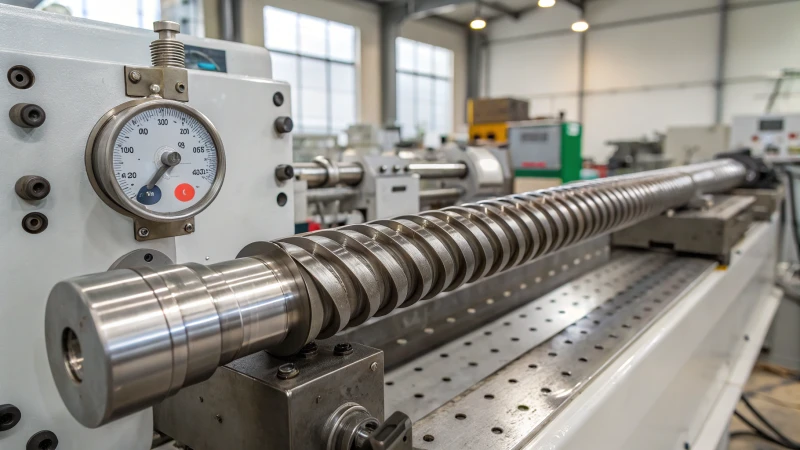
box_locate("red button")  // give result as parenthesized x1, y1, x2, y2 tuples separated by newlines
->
(175, 183, 195, 202)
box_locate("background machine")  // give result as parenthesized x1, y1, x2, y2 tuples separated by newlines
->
(0, 6, 787, 450)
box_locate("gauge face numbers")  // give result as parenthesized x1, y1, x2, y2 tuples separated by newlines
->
(112, 107, 218, 215)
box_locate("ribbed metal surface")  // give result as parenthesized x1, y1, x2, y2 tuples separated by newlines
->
(274, 160, 745, 339)
(44, 160, 747, 427)
(149, 40, 185, 68)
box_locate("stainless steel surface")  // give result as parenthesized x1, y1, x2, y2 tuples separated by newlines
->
(45, 255, 301, 427)
(324, 402, 380, 450)
(612, 194, 755, 262)
(408, 253, 716, 448)
(733, 186, 784, 221)
(154, 342, 384, 450)
(294, 161, 364, 188)
(419, 187, 464, 204)
(46, 160, 747, 426)
(407, 163, 468, 179)
(107, 248, 174, 270)
(334, 237, 609, 369)
(295, 160, 469, 189)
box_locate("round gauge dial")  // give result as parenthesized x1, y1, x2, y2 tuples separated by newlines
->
(89, 99, 225, 222)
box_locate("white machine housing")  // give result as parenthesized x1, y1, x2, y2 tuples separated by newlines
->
(340, 153, 421, 220)
(0, 6, 294, 450)
(731, 114, 800, 156)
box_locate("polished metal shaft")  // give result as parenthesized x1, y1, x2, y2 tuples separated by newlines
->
(293, 161, 365, 188)
(407, 162, 468, 179)
(293, 160, 469, 188)
(45, 160, 746, 428)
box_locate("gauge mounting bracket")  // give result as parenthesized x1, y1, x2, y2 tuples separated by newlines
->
(124, 65, 189, 102)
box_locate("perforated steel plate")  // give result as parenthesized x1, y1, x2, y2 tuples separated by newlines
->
(383, 251, 715, 448)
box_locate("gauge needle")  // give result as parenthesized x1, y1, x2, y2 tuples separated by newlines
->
(147, 151, 182, 190)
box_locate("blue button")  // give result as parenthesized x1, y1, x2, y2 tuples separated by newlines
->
(136, 185, 162, 205)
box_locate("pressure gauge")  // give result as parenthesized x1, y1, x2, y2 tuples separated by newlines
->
(87, 99, 225, 223)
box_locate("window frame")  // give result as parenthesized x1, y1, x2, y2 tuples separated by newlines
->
(395, 37, 454, 140)
(263, 6, 358, 136)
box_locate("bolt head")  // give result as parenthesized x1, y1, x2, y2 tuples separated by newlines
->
(277, 363, 299, 379)
(333, 342, 354, 356)
(184, 223, 194, 233)
(273, 92, 285, 107)
(149, 84, 161, 95)
(300, 341, 318, 356)
(275, 164, 295, 182)
(274, 116, 294, 134)
(153, 20, 181, 33)
(128, 71, 142, 83)
(175, 82, 186, 93)
(138, 227, 150, 238)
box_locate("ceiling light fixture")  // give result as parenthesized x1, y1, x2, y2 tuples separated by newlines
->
(571, 19, 589, 32)
(470, 17, 487, 30)
(538, 0, 556, 7)
(470, 2, 486, 30)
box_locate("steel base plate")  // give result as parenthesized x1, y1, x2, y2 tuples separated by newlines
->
(383, 251, 716, 449)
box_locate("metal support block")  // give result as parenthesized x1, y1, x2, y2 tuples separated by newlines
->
(612, 195, 755, 263)
(154, 343, 385, 450)
(732, 186, 783, 221)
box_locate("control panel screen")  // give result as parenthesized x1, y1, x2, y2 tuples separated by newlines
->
(521, 132, 549, 143)
(759, 119, 784, 131)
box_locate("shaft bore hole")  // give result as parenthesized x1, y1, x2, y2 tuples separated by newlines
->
(62, 328, 83, 383)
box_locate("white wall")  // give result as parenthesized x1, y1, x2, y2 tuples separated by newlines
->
(484, 0, 800, 162)
(222, 0, 467, 131)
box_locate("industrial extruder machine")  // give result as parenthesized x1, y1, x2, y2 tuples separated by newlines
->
(0, 6, 785, 450)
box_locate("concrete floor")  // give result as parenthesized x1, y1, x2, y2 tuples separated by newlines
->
(729, 364, 800, 450)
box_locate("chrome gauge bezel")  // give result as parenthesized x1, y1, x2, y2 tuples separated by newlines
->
(86, 98, 226, 223)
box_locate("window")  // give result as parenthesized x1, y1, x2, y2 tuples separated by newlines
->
(264, 6, 357, 135)
(396, 37, 453, 140)
(36, 0, 205, 36)
(36, 0, 161, 29)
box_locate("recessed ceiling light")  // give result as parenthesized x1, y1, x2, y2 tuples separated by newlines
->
(470, 17, 487, 30)
(571, 19, 589, 32)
